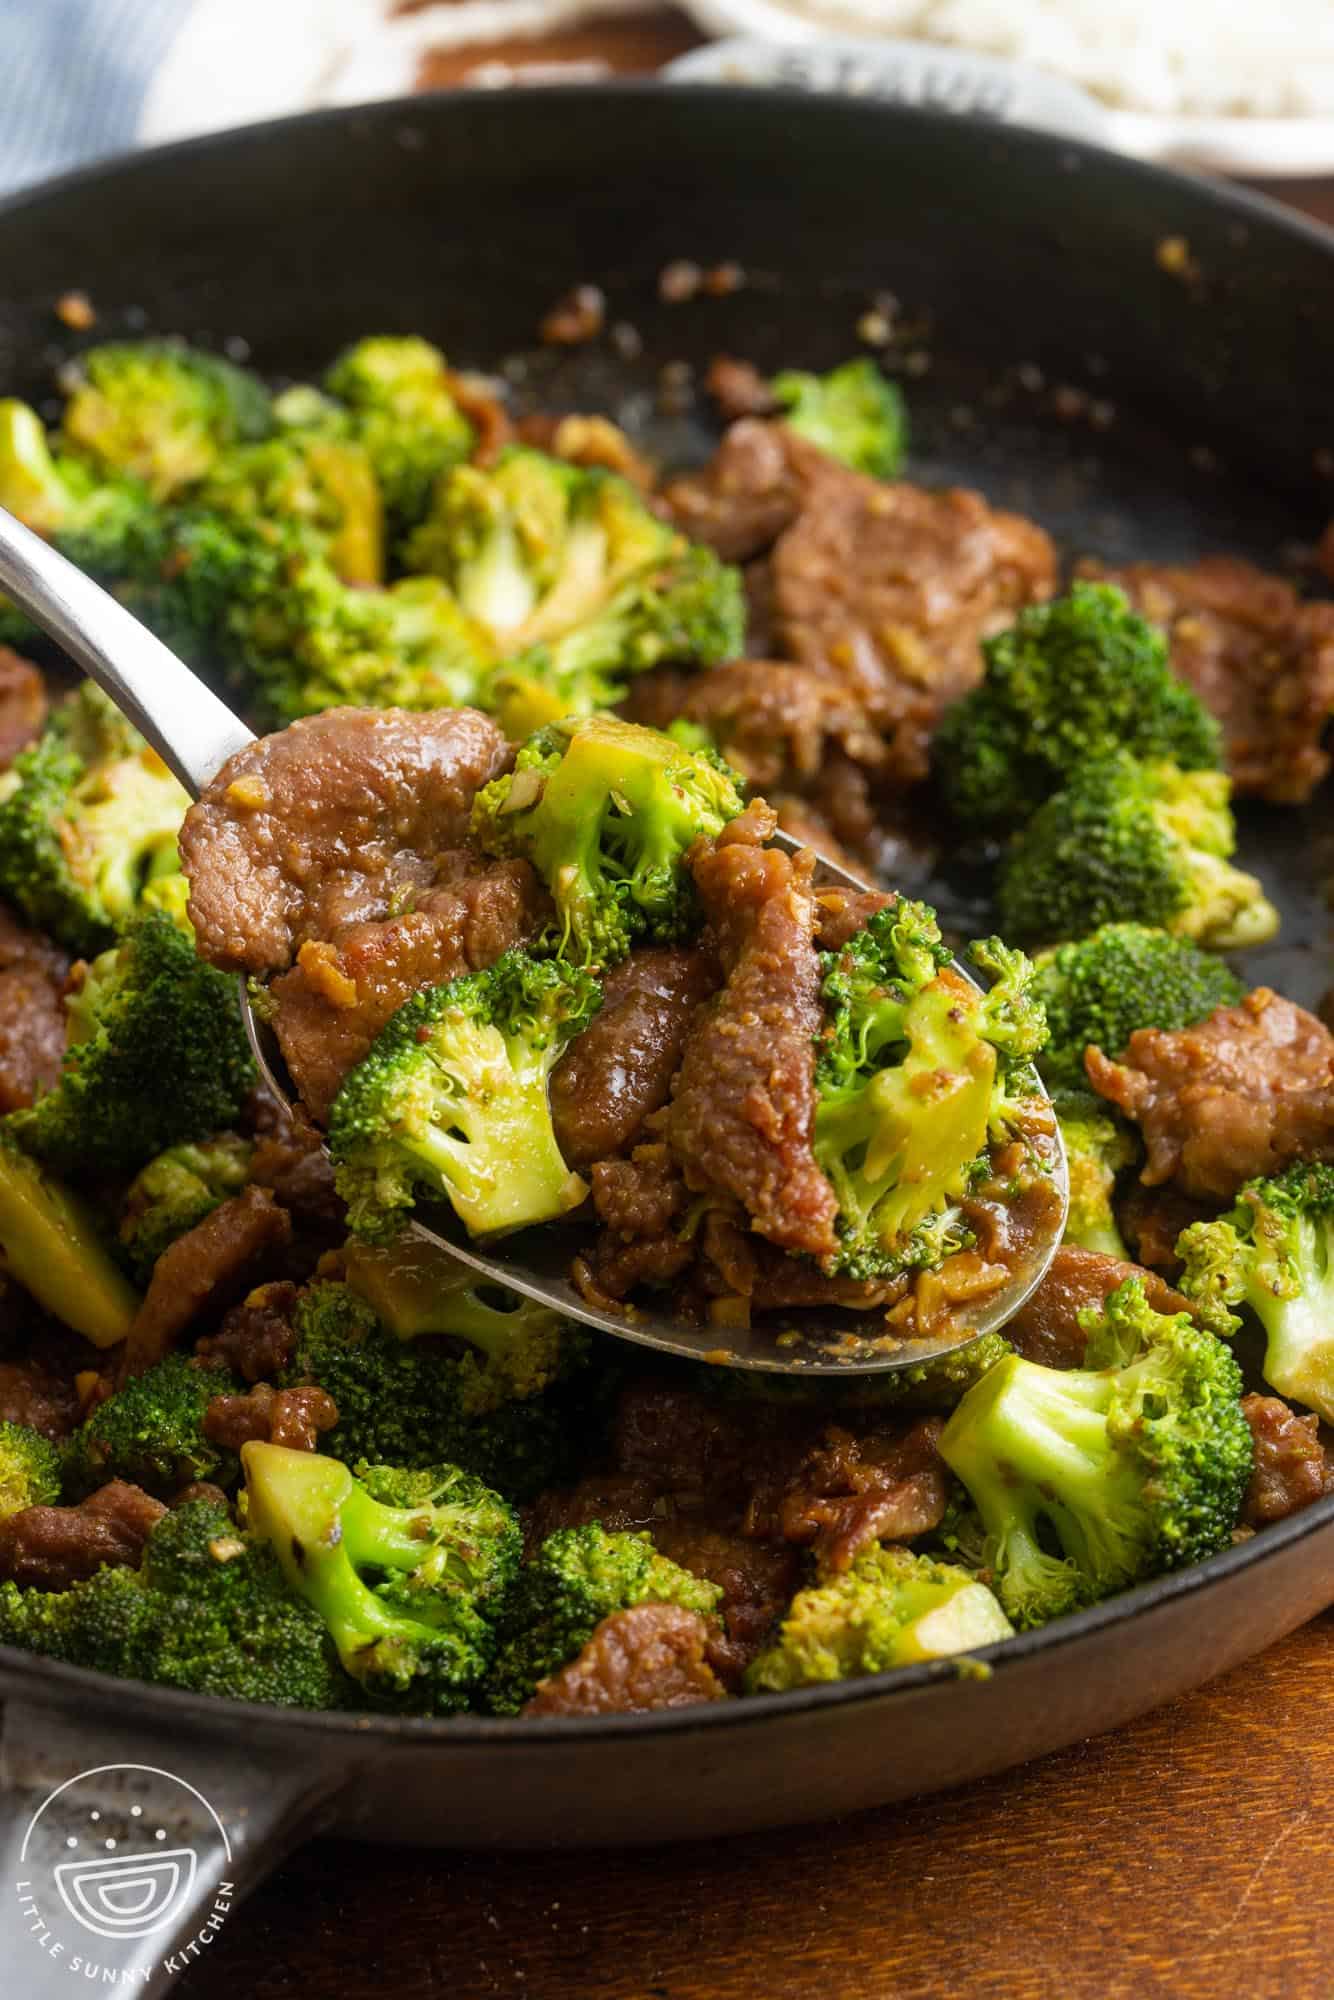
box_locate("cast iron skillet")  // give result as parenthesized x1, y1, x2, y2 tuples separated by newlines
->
(1, 85, 1334, 1990)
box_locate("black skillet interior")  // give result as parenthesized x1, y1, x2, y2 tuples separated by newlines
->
(0, 86, 1332, 1771)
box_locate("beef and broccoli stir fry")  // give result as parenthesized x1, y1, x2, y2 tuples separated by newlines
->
(0, 332, 1329, 1721)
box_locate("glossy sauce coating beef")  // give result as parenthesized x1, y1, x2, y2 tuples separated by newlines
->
(0, 901, 68, 1114)
(1080, 554, 1334, 804)
(269, 849, 547, 1120)
(125, 1186, 293, 1376)
(1086, 989, 1334, 1201)
(668, 802, 838, 1259)
(1006, 1246, 1193, 1370)
(522, 1602, 727, 1716)
(550, 946, 717, 1169)
(0, 1481, 165, 1588)
(180, 706, 513, 974)
(1241, 1394, 1334, 1527)
(664, 420, 1057, 784)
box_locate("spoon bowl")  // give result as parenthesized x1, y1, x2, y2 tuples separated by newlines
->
(0, 504, 1067, 1372)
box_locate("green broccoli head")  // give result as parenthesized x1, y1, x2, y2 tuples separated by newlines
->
(328, 948, 599, 1244)
(192, 516, 495, 728)
(0, 1134, 140, 1347)
(63, 1353, 238, 1499)
(1055, 1091, 1138, 1258)
(1177, 1162, 1334, 1423)
(0, 399, 165, 601)
(117, 1135, 254, 1285)
(770, 357, 908, 478)
(9, 908, 257, 1181)
(812, 903, 1048, 1279)
(323, 336, 474, 543)
(0, 1495, 348, 1708)
(242, 1441, 516, 1712)
(282, 1278, 586, 1500)
(997, 754, 1279, 951)
(1033, 924, 1246, 1094)
(471, 714, 746, 966)
(0, 682, 190, 956)
(939, 1277, 1252, 1628)
(745, 1542, 1012, 1693)
(197, 430, 385, 585)
(934, 583, 1224, 831)
(341, 1234, 584, 1414)
(59, 339, 274, 500)
(0, 1421, 63, 1520)
(485, 1524, 722, 1715)
(407, 446, 746, 730)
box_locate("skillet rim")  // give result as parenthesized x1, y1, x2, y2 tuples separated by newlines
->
(0, 82, 1331, 1743)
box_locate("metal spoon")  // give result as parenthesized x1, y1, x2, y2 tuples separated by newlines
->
(0, 507, 1067, 1372)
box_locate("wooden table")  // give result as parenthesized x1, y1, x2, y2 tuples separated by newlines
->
(190, 42, 1333, 1998)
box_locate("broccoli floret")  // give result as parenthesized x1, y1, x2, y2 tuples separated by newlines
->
(0, 1495, 348, 1708)
(1056, 1092, 1137, 1258)
(197, 431, 385, 585)
(934, 584, 1224, 831)
(323, 336, 474, 544)
(283, 1279, 584, 1500)
(242, 1442, 516, 1712)
(0, 1133, 139, 1346)
(471, 715, 746, 966)
(9, 911, 256, 1181)
(811, 903, 1048, 1278)
(745, 1542, 1012, 1693)
(770, 357, 908, 478)
(1177, 1162, 1334, 1423)
(406, 445, 743, 726)
(117, 1135, 254, 1285)
(939, 1277, 1252, 1628)
(997, 754, 1279, 951)
(0, 399, 165, 601)
(0, 683, 189, 956)
(341, 1234, 582, 1413)
(485, 1524, 722, 1715)
(58, 339, 274, 500)
(328, 948, 599, 1243)
(63, 1352, 238, 1498)
(0, 1421, 62, 1520)
(1033, 924, 1247, 1095)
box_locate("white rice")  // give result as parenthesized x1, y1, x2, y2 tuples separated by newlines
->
(777, 0, 1334, 117)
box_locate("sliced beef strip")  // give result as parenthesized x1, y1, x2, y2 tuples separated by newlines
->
(0, 901, 69, 1114)
(1117, 1183, 1217, 1275)
(246, 1112, 343, 1234)
(196, 1281, 299, 1384)
(1241, 1394, 1334, 1527)
(180, 705, 513, 975)
(268, 849, 547, 1121)
(0, 1481, 165, 1587)
(1085, 989, 1334, 1202)
(124, 1187, 293, 1376)
(654, 660, 888, 794)
(573, 1146, 695, 1306)
(1079, 554, 1334, 804)
(0, 1356, 82, 1440)
(522, 1602, 727, 1716)
(648, 1521, 800, 1677)
(202, 1383, 338, 1453)
(664, 423, 1056, 786)
(668, 803, 838, 1259)
(769, 469, 1056, 782)
(551, 946, 718, 1170)
(745, 1416, 949, 1572)
(1006, 1245, 1193, 1370)
(0, 649, 46, 770)
(661, 418, 811, 564)
(704, 356, 778, 425)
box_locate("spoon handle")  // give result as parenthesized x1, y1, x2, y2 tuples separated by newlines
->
(0, 506, 253, 797)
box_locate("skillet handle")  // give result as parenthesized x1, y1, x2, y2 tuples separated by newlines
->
(0, 1692, 352, 1992)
